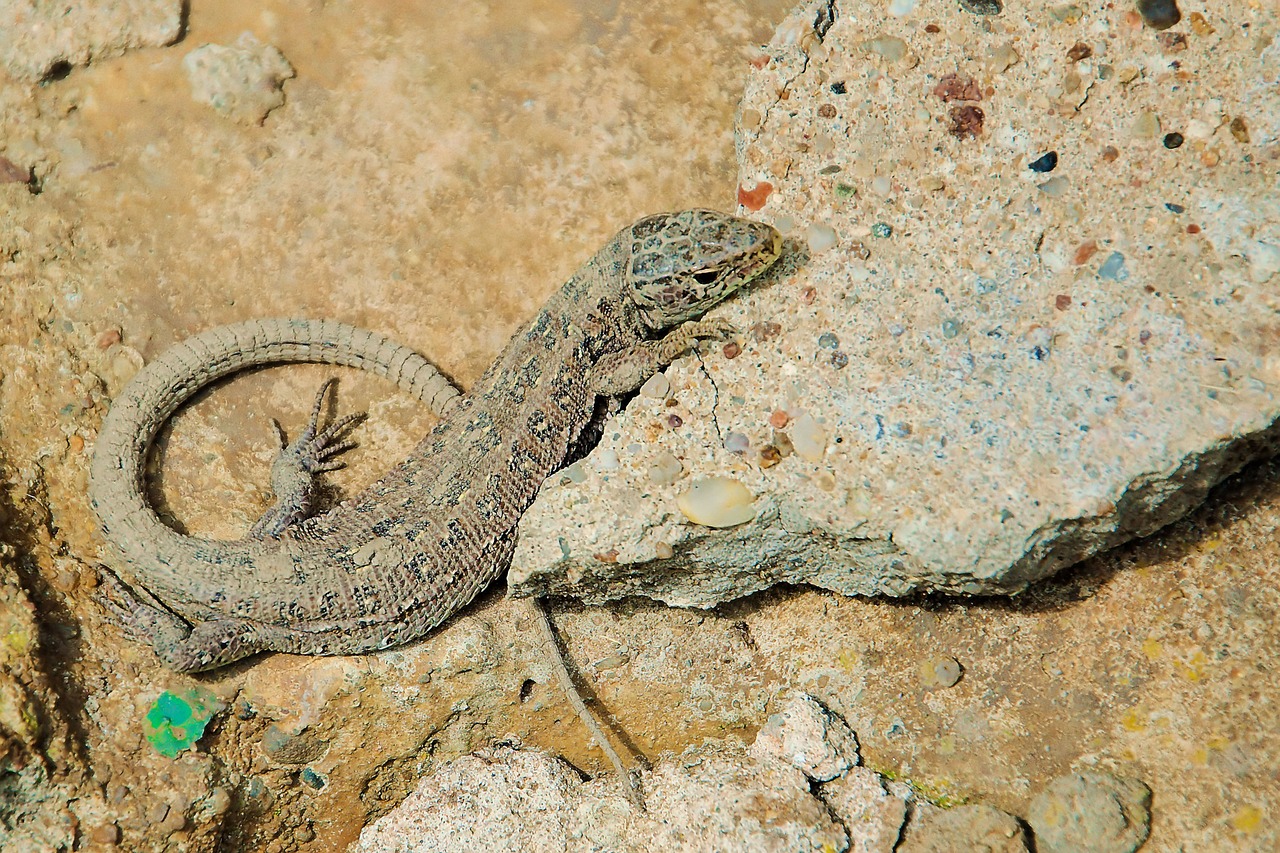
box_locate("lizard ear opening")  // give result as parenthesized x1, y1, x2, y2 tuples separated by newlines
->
(693, 270, 719, 285)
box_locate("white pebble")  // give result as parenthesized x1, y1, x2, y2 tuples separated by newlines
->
(920, 656, 963, 689)
(677, 477, 756, 528)
(640, 373, 671, 399)
(790, 413, 827, 462)
(805, 222, 839, 253)
(594, 449, 620, 471)
(648, 451, 684, 486)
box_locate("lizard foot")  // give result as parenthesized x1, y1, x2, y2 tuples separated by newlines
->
(654, 317, 738, 362)
(96, 569, 193, 651)
(250, 378, 367, 539)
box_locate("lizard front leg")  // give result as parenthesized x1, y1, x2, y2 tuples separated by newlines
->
(587, 317, 736, 395)
(249, 378, 366, 539)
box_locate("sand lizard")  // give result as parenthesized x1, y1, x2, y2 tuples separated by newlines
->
(89, 210, 782, 672)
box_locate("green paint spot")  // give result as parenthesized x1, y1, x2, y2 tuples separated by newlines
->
(144, 688, 222, 757)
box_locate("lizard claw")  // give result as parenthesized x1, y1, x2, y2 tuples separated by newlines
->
(277, 379, 367, 474)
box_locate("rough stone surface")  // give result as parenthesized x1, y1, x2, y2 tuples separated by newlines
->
(0, 0, 182, 81)
(899, 803, 1028, 853)
(817, 767, 907, 853)
(510, 0, 1280, 604)
(749, 692, 859, 781)
(353, 739, 851, 853)
(183, 33, 294, 125)
(1028, 771, 1152, 853)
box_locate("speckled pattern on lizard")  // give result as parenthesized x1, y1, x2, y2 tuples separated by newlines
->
(89, 209, 782, 671)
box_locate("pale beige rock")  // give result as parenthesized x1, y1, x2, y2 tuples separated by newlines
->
(183, 33, 294, 125)
(0, 0, 181, 81)
(899, 803, 1028, 853)
(510, 0, 1280, 608)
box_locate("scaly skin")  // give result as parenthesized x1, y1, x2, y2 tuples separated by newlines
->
(89, 210, 782, 671)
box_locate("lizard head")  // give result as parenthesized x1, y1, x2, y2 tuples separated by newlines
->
(626, 209, 782, 331)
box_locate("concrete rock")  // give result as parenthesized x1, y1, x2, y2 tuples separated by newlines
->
(899, 803, 1028, 853)
(818, 767, 909, 853)
(1028, 771, 1152, 853)
(509, 0, 1280, 605)
(749, 692, 859, 781)
(0, 0, 181, 81)
(183, 33, 294, 125)
(353, 740, 849, 853)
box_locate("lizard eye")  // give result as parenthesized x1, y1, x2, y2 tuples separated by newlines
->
(692, 270, 719, 285)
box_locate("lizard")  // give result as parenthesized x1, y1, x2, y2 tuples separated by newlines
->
(89, 209, 782, 673)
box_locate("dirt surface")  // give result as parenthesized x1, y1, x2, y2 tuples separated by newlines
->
(0, 1, 1275, 851)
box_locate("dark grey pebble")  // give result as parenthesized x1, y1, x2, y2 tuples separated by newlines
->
(1028, 151, 1058, 172)
(1136, 0, 1180, 30)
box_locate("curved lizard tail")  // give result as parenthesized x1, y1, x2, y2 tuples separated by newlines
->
(88, 317, 459, 607)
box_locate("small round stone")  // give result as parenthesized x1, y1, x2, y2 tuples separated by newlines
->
(677, 477, 756, 528)
(830, 351, 849, 369)
(1163, 132, 1184, 149)
(871, 222, 892, 238)
(818, 332, 839, 349)
(920, 656, 963, 689)
(769, 410, 790, 429)
(724, 432, 751, 454)
(791, 414, 827, 462)
(666, 414, 683, 429)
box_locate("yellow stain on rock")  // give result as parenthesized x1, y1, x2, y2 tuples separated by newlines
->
(1231, 804, 1263, 833)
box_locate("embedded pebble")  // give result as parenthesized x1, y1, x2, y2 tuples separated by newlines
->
(1135, 0, 1181, 30)
(261, 725, 328, 765)
(594, 449, 619, 471)
(1028, 151, 1058, 173)
(640, 373, 670, 400)
(1162, 132, 1184, 150)
(1131, 112, 1161, 138)
(817, 332, 839, 349)
(861, 37, 908, 63)
(919, 656, 963, 689)
(724, 432, 751, 454)
(871, 222, 892, 238)
(769, 410, 790, 429)
(1097, 252, 1129, 281)
(790, 413, 827, 462)
(1037, 176, 1069, 197)
(959, 0, 1003, 14)
(830, 351, 849, 369)
(648, 451, 684, 486)
(677, 477, 756, 528)
(804, 222, 839, 253)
